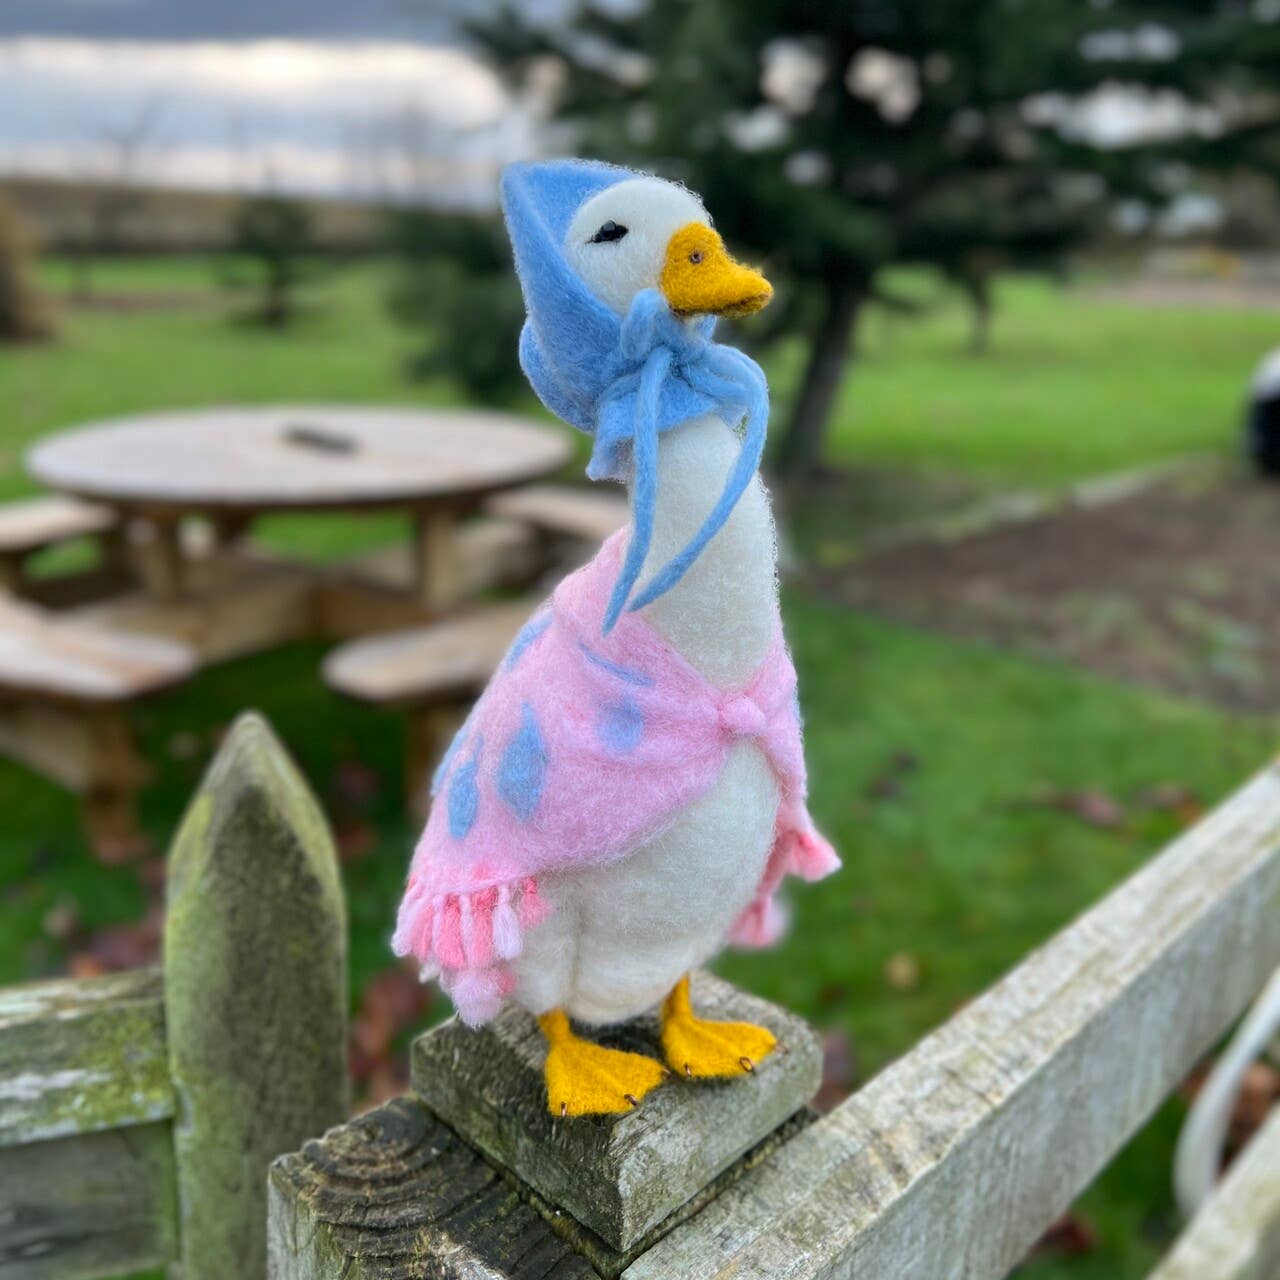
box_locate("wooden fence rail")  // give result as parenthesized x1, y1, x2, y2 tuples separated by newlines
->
(269, 757, 1280, 1280)
(0, 713, 347, 1279)
(2, 721, 1277, 1278)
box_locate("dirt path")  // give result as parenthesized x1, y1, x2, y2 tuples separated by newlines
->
(824, 467, 1280, 711)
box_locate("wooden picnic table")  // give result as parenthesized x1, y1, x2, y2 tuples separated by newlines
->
(2, 406, 569, 856)
(28, 405, 572, 609)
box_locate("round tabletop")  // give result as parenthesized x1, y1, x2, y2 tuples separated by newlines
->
(27, 405, 573, 515)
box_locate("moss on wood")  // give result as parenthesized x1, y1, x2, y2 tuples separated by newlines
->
(0, 969, 171, 1147)
(268, 1096, 598, 1280)
(165, 712, 348, 1280)
(411, 971, 823, 1253)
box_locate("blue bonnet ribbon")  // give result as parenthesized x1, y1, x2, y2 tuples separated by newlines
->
(500, 159, 769, 633)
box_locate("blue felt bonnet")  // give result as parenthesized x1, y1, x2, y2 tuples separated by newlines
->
(500, 158, 769, 631)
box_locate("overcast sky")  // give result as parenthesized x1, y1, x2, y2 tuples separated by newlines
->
(0, 3, 1220, 209)
(0, 0, 572, 202)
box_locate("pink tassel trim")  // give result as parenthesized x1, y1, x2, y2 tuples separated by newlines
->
(729, 812, 840, 951)
(391, 875, 553, 1005)
(728, 895, 788, 947)
(784, 826, 841, 882)
(440, 965, 516, 1027)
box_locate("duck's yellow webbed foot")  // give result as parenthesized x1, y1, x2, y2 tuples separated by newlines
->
(538, 1009, 667, 1117)
(660, 975, 777, 1079)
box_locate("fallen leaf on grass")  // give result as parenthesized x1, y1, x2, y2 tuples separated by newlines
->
(884, 951, 921, 992)
(1134, 782, 1204, 827)
(814, 1030, 859, 1112)
(41, 898, 81, 944)
(1179, 1057, 1279, 1169)
(67, 905, 162, 975)
(349, 962, 431, 1084)
(334, 819, 377, 863)
(865, 751, 919, 802)
(1020, 786, 1125, 829)
(166, 730, 203, 762)
(330, 758, 383, 813)
(1032, 1211, 1097, 1259)
(818, 981, 849, 1009)
(355, 1062, 412, 1114)
(1228, 1062, 1280, 1156)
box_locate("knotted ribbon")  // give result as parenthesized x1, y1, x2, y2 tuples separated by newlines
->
(591, 288, 769, 632)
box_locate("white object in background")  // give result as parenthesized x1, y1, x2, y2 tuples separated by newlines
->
(1174, 965, 1280, 1217)
(1251, 348, 1280, 399)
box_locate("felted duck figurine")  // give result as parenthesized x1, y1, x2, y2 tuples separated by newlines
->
(393, 159, 839, 1118)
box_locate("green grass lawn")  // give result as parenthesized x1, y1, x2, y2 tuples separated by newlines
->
(774, 270, 1278, 485)
(3, 255, 1278, 1278)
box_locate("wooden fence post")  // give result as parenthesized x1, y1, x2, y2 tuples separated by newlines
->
(165, 711, 348, 1280)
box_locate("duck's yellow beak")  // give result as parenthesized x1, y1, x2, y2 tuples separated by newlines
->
(660, 223, 772, 318)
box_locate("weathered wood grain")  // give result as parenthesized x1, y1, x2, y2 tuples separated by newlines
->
(0, 598, 195, 705)
(0, 1121, 177, 1280)
(0, 496, 117, 557)
(412, 971, 822, 1253)
(0, 968, 171, 1147)
(332, 516, 542, 609)
(484, 486, 628, 547)
(165, 712, 348, 1280)
(28, 406, 571, 515)
(1151, 1105, 1280, 1280)
(75, 562, 317, 664)
(267, 1095, 599, 1280)
(624, 761, 1280, 1280)
(322, 600, 534, 706)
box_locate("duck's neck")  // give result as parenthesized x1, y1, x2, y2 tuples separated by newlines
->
(627, 413, 778, 688)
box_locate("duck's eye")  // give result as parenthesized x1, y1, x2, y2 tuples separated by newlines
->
(589, 221, 628, 244)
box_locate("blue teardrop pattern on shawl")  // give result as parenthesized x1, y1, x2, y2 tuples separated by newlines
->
(447, 736, 483, 840)
(432, 725, 465, 798)
(596, 695, 645, 755)
(497, 703, 548, 822)
(504, 610, 552, 671)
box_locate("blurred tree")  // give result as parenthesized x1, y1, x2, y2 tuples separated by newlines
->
(0, 193, 54, 343)
(462, 0, 1268, 476)
(385, 209, 528, 400)
(231, 194, 314, 328)
(68, 97, 166, 302)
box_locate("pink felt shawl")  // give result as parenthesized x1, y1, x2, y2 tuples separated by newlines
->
(392, 531, 838, 1024)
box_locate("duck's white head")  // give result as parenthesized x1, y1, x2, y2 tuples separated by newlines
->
(563, 175, 772, 320)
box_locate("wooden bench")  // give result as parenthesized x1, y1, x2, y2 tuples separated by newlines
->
(0, 597, 197, 858)
(484, 483, 628, 550)
(0, 494, 121, 594)
(322, 599, 534, 812)
(316, 515, 544, 640)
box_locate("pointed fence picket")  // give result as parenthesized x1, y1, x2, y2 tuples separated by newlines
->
(0, 713, 347, 1279)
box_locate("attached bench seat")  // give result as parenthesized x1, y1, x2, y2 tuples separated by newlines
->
(0, 495, 118, 558)
(483, 484, 627, 548)
(0, 598, 196, 706)
(0, 598, 197, 859)
(0, 495, 121, 594)
(323, 600, 534, 811)
(333, 516, 543, 606)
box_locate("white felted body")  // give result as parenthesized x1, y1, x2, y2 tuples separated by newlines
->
(512, 414, 781, 1024)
